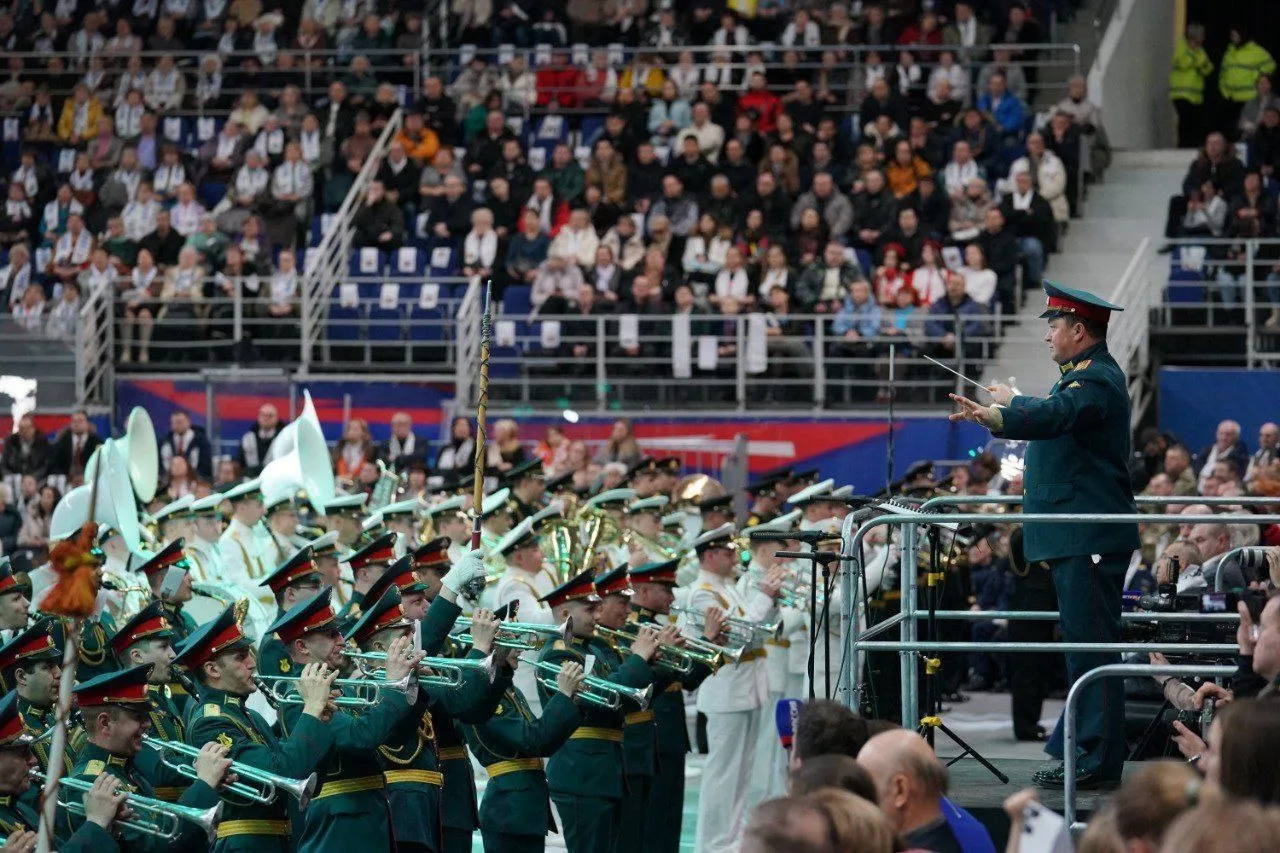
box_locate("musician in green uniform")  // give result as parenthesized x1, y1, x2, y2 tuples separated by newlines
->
(412, 544, 498, 853)
(505, 459, 547, 524)
(135, 541, 199, 645)
(1, 619, 87, 804)
(629, 559, 721, 853)
(949, 281, 1141, 790)
(339, 531, 398, 622)
(0, 559, 31, 638)
(0, 690, 127, 853)
(534, 570, 661, 853)
(256, 546, 325, 680)
(178, 605, 337, 852)
(270, 588, 423, 852)
(461, 641, 585, 853)
(109, 601, 194, 800)
(61, 664, 231, 851)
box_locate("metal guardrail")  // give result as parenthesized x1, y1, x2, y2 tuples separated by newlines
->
(1106, 237, 1155, 430)
(301, 108, 404, 370)
(1154, 238, 1280, 368)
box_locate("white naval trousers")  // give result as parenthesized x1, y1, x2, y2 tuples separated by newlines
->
(696, 708, 760, 853)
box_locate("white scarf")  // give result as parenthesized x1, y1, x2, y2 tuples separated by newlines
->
(272, 161, 308, 196)
(133, 0, 158, 16)
(171, 265, 200, 295)
(1011, 189, 1034, 211)
(154, 163, 186, 195)
(464, 230, 497, 266)
(11, 166, 37, 199)
(235, 167, 268, 197)
(714, 268, 749, 300)
(73, 101, 90, 136)
(4, 199, 30, 220)
(56, 230, 92, 265)
(270, 270, 296, 305)
(69, 168, 95, 191)
(83, 264, 114, 295)
(115, 103, 143, 137)
(254, 127, 285, 159)
(253, 32, 277, 65)
(122, 198, 159, 241)
(3, 262, 30, 304)
(300, 130, 321, 164)
(27, 103, 52, 127)
(132, 266, 158, 293)
(171, 201, 204, 236)
(202, 0, 226, 19)
(112, 168, 141, 202)
(43, 199, 82, 231)
(164, 0, 192, 15)
(216, 133, 238, 160)
(150, 68, 178, 97)
(196, 73, 221, 104)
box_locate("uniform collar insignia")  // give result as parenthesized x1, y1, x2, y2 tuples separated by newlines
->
(1058, 360, 1074, 375)
(0, 795, 10, 807)
(107, 754, 128, 767)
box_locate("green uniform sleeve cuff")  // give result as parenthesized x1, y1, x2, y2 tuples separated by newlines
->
(989, 405, 1004, 432)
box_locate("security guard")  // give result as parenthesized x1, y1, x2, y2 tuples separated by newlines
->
(178, 604, 336, 853)
(949, 281, 1141, 789)
(257, 546, 325, 680)
(269, 588, 422, 852)
(135, 540, 199, 645)
(218, 479, 269, 586)
(340, 531, 398, 622)
(62, 664, 229, 851)
(535, 569, 660, 853)
(628, 559, 720, 853)
(461, 640, 585, 853)
(505, 459, 547, 523)
(108, 601, 192, 799)
(412, 547, 496, 853)
(1169, 24, 1214, 149)
(1, 619, 86, 798)
(1219, 28, 1277, 112)
(0, 690, 125, 853)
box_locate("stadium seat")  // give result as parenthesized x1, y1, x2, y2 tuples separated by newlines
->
(502, 284, 533, 317)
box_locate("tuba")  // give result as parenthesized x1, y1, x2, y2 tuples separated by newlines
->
(576, 508, 621, 575)
(368, 460, 402, 511)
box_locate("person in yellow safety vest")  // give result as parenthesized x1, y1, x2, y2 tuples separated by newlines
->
(1220, 28, 1277, 126)
(1170, 23, 1214, 149)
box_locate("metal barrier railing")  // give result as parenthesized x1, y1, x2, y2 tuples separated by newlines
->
(300, 108, 404, 370)
(1063, 664, 1234, 827)
(837, 508, 1270, 821)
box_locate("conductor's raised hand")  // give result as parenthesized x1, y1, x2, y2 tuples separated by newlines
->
(985, 383, 1014, 406)
(948, 394, 1001, 429)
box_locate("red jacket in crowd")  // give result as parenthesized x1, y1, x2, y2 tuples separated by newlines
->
(737, 89, 783, 134)
(536, 66, 584, 109)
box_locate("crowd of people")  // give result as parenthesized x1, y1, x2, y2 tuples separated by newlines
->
(0, 0, 1108, 376)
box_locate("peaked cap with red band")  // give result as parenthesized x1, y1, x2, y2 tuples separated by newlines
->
(135, 539, 189, 579)
(594, 564, 633, 598)
(173, 605, 253, 670)
(348, 532, 397, 573)
(412, 537, 452, 572)
(110, 600, 174, 657)
(74, 664, 155, 708)
(345, 589, 412, 645)
(540, 569, 600, 609)
(0, 557, 32, 597)
(0, 620, 60, 674)
(629, 558, 680, 587)
(364, 556, 428, 608)
(267, 587, 340, 645)
(0, 692, 31, 746)
(1039, 280, 1124, 325)
(259, 545, 322, 595)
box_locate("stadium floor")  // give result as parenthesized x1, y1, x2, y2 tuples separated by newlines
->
(469, 692, 1078, 851)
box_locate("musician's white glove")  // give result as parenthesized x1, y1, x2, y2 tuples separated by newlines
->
(441, 548, 487, 595)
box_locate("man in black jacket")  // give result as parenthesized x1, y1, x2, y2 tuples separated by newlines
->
(376, 141, 422, 225)
(998, 170, 1057, 288)
(977, 208, 1023, 315)
(558, 283, 615, 393)
(352, 180, 406, 251)
(158, 410, 213, 480)
(904, 174, 952, 241)
(47, 410, 102, 483)
(0, 415, 50, 483)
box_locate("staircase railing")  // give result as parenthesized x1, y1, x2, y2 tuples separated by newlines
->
(76, 281, 115, 409)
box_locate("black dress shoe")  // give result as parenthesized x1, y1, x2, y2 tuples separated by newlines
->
(1032, 763, 1121, 790)
(1015, 726, 1049, 742)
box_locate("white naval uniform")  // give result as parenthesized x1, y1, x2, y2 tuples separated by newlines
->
(493, 565, 556, 713)
(264, 529, 297, 571)
(739, 559, 806, 804)
(218, 518, 269, 589)
(686, 569, 779, 853)
(186, 537, 223, 582)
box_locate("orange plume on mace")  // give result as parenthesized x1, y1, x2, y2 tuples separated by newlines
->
(42, 522, 103, 618)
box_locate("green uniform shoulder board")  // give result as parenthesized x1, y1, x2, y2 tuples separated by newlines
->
(201, 703, 221, 717)
(83, 760, 105, 777)
(551, 640, 568, 651)
(216, 733, 234, 750)
(279, 658, 291, 673)
(1071, 359, 1092, 372)
(1067, 381, 1082, 389)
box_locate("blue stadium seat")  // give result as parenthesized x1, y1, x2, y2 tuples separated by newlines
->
(328, 286, 364, 343)
(580, 116, 605, 147)
(427, 245, 458, 278)
(503, 285, 533, 317)
(349, 248, 387, 279)
(367, 281, 406, 345)
(408, 283, 448, 341)
(198, 182, 226, 210)
(1167, 249, 1206, 304)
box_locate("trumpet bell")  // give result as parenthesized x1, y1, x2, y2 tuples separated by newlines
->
(261, 415, 334, 513)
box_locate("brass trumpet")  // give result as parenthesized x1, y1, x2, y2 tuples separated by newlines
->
(532, 661, 652, 710)
(31, 768, 223, 842)
(452, 616, 572, 650)
(346, 651, 498, 687)
(670, 606, 783, 646)
(594, 626, 721, 674)
(142, 736, 318, 808)
(252, 673, 414, 709)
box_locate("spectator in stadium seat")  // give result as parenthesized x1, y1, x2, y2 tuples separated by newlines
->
(394, 112, 440, 167)
(506, 209, 551, 286)
(999, 169, 1056, 281)
(98, 145, 144, 222)
(976, 208, 1021, 311)
(462, 208, 498, 281)
(626, 143, 665, 215)
(262, 248, 299, 328)
(601, 213, 645, 272)
(953, 108, 1003, 179)
(532, 253, 584, 312)
(11, 283, 44, 332)
(976, 71, 1025, 144)
(791, 172, 854, 243)
(649, 174, 699, 239)
(48, 213, 93, 287)
(948, 177, 994, 244)
(198, 119, 249, 185)
(738, 71, 782, 136)
(213, 147, 271, 234)
(57, 83, 102, 146)
(495, 55, 538, 113)
(925, 272, 989, 361)
(584, 138, 627, 209)
(0, 184, 33, 248)
(881, 208, 926, 268)
(427, 174, 474, 247)
(339, 113, 377, 167)
(233, 214, 273, 270)
(121, 181, 160, 244)
(377, 142, 421, 224)
(466, 110, 516, 179)
(415, 75, 458, 145)
(1163, 445, 1198, 495)
(1197, 420, 1250, 492)
(85, 119, 124, 177)
(353, 180, 405, 251)
(958, 243, 997, 311)
(39, 183, 82, 246)
(669, 136, 713, 198)
(851, 171, 896, 253)
(159, 410, 213, 481)
(797, 241, 865, 314)
(549, 207, 599, 270)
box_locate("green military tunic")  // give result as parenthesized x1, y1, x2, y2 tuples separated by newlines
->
(463, 680, 582, 853)
(994, 340, 1141, 782)
(632, 606, 714, 853)
(19, 695, 87, 812)
(256, 618, 293, 681)
(136, 684, 194, 802)
(52, 615, 118, 682)
(535, 633, 653, 853)
(185, 686, 334, 853)
(62, 742, 221, 852)
(418, 595, 507, 853)
(277, 677, 413, 853)
(0, 788, 120, 853)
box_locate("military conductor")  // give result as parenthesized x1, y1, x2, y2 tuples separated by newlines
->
(949, 281, 1140, 790)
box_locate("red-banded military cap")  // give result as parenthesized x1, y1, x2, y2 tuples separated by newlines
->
(1040, 280, 1124, 325)
(74, 664, 154, 708)
(345, 589, 412, 646)
(0, 620, 60, 673)
(173, 605, 253, 669)
(0, 692, 31, 746)
(540, 569, 600, 609)
(629, 558, 680, 587)
(348, 531, 397, 573)
(258, 545, 322, 595)
(413, 537, 451, 572)
(594, 564, 633, 598)
(109, 601, 174, 657)
(135, 539, 189, 579)
(364, 556, 428, 607)
(0, 556, 32, 597)
(266, 587, 339, 645)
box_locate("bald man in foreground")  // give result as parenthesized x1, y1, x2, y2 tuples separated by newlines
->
(859, 730, 996, 853)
